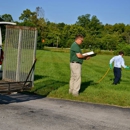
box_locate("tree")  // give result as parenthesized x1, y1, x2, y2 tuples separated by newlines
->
(76, 14, 91, 29)
(62, 24, 86, 48)
(0, 14, 14, 44)
(113, 23, 125, 34)
(18, 8, 48, 49)
(19, 9, 37, 22)
(44, 22, 59, 47)
(16, 9, 130, 50)
(103, 24, 114, 34)
(123, 25, 130, 44)
(99, 33, 120, 50)
(61, 25, 71, 47)
(89, 15, 103, 35)
(1, 14, 13, 22)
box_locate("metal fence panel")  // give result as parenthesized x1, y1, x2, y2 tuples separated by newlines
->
(3, 25, 37, 83)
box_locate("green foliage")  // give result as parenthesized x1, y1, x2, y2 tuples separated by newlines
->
(37, 42, 44, 50)
(19, 9, 37, 22)
(17, 21, 35, 27)
(115, 44, 130, 56)
(99, 33, 120, 50)
(93, 48, 101, 54)
(1, 11, 130, 51)
(76, 14, 91, 29)
(113, 23, 125, 34)
(1, 14, 13, 22)
(99, 50, 114, 55)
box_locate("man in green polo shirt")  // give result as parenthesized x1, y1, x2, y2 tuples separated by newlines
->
(69, 34, 90, 96)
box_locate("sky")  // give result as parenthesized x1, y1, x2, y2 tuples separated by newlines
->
(0, 0, 130, 25)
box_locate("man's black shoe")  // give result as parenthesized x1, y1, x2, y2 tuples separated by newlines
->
(112, 83, 117, 85)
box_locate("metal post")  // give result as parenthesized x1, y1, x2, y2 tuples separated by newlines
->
(0, 27, 2, 46)
(57, 36, 58, 48)
(31, 29, 37, 87)
(16, 29, 22, 81)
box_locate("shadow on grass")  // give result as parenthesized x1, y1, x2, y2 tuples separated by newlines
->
(34, 75, 48, 81)
(32, 79, 67, 97)
(79, 80, 94, 93)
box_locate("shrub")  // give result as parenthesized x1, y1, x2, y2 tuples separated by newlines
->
(116, 44, 130, 56)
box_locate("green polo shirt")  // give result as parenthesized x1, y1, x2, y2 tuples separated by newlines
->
(70, 42, 83, 64)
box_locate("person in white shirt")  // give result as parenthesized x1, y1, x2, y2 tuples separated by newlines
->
(109, 51, 129, 85)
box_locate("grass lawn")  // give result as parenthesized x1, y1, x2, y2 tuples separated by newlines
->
(31, 49, 130, 107)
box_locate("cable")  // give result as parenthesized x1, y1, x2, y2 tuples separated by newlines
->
(97, 68, 110, 83)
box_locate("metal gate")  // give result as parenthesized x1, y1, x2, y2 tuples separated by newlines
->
(0, 25, 37, 93)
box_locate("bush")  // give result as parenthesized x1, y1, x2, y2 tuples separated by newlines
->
(116, 44, 130, 56)
(37, 42, 44, 50)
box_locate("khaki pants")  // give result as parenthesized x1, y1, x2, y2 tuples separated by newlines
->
(69, 63, 81, 95)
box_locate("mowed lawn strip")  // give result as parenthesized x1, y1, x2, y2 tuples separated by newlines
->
(32, 50, 130, 107)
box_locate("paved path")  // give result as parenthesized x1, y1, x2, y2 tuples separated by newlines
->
(0, 93, 130, 130)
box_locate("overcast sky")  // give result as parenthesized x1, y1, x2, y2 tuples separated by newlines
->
(0, 0, 130, 25)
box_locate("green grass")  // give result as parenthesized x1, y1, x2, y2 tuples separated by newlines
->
(31, 49, 130, 107)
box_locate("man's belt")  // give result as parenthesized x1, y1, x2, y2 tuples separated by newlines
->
(71, 61, 81, 64)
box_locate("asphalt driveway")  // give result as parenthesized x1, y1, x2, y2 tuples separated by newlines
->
(0, 93, 130, 130)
